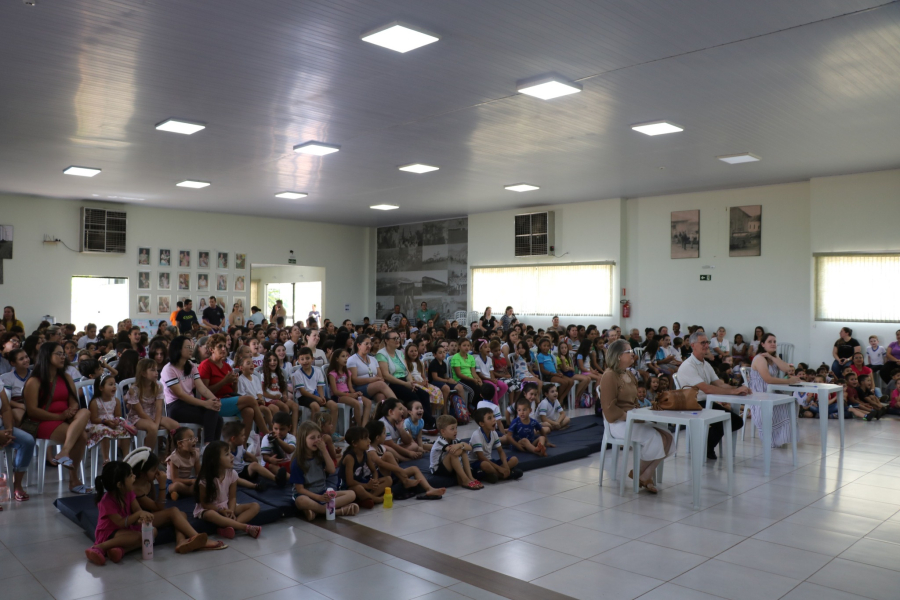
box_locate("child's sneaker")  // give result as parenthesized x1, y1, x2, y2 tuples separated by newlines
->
(275, 467, 287, 487)
(217, 527, 236, 539)
(107, 547, 124, 563)
(480, 472, 499, 484)
(85, 547, 106, 566)
(510, 468, 524, 480)
(246, 525, 262, 539)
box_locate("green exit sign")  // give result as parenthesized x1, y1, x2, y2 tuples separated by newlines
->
(700, 274, 712, 281)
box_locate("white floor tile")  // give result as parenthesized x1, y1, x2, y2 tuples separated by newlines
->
(554, 484, 635, 508)
(1, 573, 55, 600)
(349, 505, 453, 536)
(32, 559, 161, 600)
(447, 582, 511, 600)
(531, 560, 665, 600)
(244, 585, 331, 600)
(404, 523, 511, 557)
(411, 495, 502, 522)
(520, 522, 630, 558)
(514, 495, 604, 522)
(783, 506, 883, 536)
(672, 559, 801, 600)
(257, 542, 377, 583)
(838, 538, 900, 572)
(225, 522, 322, 557)
(638, 522, 745, 558)
(590, 540, 708, 580)
(714, 538, 832, 580)
(780, 582, 874, 600)
(752, 521, 861, 556)
(569, 508, 671, 538)
(165, 559, 299, 600)
(865, 520, 900, 544)
(461, 539, 581, 581)
(636, 582, 735, 600)
(306, 563, 442, 600)
(809, 558, 900, 600)
(78, 579, 194, 600)
(383, 557, 460, 587)
(677, 507, 778, 537)
(460, 508, 561, 538)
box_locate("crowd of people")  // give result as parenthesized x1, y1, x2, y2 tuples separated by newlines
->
(1, 301, 898, 563)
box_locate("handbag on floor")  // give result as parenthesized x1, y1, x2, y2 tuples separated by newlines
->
(651, 386, 702, 411)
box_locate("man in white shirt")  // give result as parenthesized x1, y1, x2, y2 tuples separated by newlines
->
(676, 331, 748, 459)
(708, 327, 732, 366)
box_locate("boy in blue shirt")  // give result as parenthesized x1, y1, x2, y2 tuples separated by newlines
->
(508, 398, 549, 456)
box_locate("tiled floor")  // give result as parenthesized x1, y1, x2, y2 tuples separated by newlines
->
(3, 411, 900, 600)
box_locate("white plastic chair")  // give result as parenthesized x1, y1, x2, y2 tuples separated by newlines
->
(599, 413, 663, 488)
(739, 367, 755, 440)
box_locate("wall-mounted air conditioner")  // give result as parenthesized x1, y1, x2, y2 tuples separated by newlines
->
(514, 211, 555, 257)
(81, 207, 127, 253)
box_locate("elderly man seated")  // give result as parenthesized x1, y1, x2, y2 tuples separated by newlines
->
(676, 331, 747, 459)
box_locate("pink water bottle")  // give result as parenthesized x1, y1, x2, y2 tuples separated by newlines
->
(325, 488, 337, 520)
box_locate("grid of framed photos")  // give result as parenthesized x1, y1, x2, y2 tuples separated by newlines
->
(137, 247, 248, 318)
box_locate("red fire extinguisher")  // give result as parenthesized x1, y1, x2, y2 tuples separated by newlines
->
(621, 299, 630, 318)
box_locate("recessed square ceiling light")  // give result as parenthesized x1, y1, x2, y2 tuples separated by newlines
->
(717, 153, 761, 164)
(155, 119, 206, 135)
(398, 163, 439, 174)
(293, 141, 341, 156)
(176, 180, 210, 188)
(275, 192, 308, 199)
(504, 183, 540, 193)
(370, 204, 399, 210)
(517, 74, 582, 100)
(361, 22, 440, 53)
(63, 166, 101, 177)
(631, 121, 684, 136)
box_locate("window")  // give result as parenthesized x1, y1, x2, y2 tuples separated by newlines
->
(815, 254, 900, 322)
(472, 263, 613, 317)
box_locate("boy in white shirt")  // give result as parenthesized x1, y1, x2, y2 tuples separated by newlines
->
(249, 339, 265, 370)
(291, 347, 338, 423)
(867, 336, 886, 379)
(429, 415, 482, 489)
(537, 383, 570, 430)
(260, 412, 296, 484)
(469, 407, 521, 483)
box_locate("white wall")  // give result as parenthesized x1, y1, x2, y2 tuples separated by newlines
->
(467, 197, 625, 330)
(0, 193, 371, 329)
(809, 169, 900, 365)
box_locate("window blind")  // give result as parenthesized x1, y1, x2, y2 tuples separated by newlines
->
(472, 263, 613, 317)
(815, 254, 900, 322)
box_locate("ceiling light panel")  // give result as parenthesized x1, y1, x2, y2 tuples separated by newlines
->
(275, 192, 308, 199)
(517, 74, 582, 100)
(398, 163, 439, 174)
(176, 180, 210, 188)
(361, 22, 440, 53)
(63, 166, 101, 177)
(370, 204, 399, 210)
(504, 183, 540, 192)
(718, 153, 760, 164)
(631, 121, 684, 136)
(155, 119, 206, 135)
(293, 141, 341, 156)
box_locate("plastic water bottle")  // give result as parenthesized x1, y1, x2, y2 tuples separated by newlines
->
(0, 474, 9, 503)
(141, 522, 154, 560)
(383, 486, 393, 509)
(325, 488, 337, 520)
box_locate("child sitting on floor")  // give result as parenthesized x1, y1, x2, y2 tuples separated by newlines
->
(193, 441, 262, 539)
(470, 408, 521, 483)
(508, 398, 550, 456)
(291, 421, 359, 521)
(340, 426, 392, 509)
(538, 383, 571, 430)
(364, 420, 445, 499)
(166, 427, 201, 500)
(430, 415, 482, 490)
(85, 461, 156, 565)
(260, 411, 295, 484)
(378, 398, 423, 460)
(222, 421, 279, 489)
(403, 399, 432, 452)
(314, 411, 340, 466)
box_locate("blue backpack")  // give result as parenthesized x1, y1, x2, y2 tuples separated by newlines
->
(450, 394, 470, 424)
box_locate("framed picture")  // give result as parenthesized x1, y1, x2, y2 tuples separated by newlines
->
(178, 294, 191, 306)
(232, 297, 246, 316)
(197, 272, 209, 291)
(137, 271, 151, 290)
(197, 296, 209, 313)
(670, 210, 700, 259)
(157, 295, 171, 315)
(159, 248, 171, 267)
(198, 250, 210, 269)
(234, 274, 246, 292)
(138, 247, 151, 266)
(178, 273, 191, 291)
(137, 294, 151, 315)
(158, 271, 171, 290)
(235, 253, 247, 270)
(216, 251, 229, 270)
(216, 273, 228, 292)
(178, 250, 191, 268)
(729, 205, 762, 257)
(216, 295, 228, 309)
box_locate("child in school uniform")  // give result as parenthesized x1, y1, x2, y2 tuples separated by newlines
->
(430, 415, 482, 490)
(507, 398, 550, 456)
(340, 426, 392, 509)
(469, 407, 521, 483)
(291, 421, 359, 521)
(259, 411, 295, 484)
(166, 427, 201, 500)
(537, 383, 571, 430)
(222, 421, 279, 489)
(364, 420, 445, 499)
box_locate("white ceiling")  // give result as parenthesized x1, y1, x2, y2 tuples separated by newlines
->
(1, 0, 899, 226)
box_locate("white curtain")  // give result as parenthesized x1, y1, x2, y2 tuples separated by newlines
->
(816, 255, 900, 322)
(472, 264, 612, 317)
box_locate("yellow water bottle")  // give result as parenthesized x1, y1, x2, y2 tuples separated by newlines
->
(383, 486, 393, 509)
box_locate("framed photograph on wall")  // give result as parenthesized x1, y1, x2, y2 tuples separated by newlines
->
(232, 296, 246, 316)
(178, 273, 191, 291)
(197, 296, 209, 313)
(729, 205, 762, 257)
(179, 250, 191, 268)
(198, 250, 210, 269)
(159, 248, 171, 267)
(216, 295, 228, 310)
(197, 273, 209, 291)
(216, 251, 229, 270)
(137, 294, 151, 315)
(138, 247, 151, 266)
(234, 274, 246, 292)
(235, 253, 247, 270)
(138, 271, 151, 290)
(670, 210, 700, 259)
(157, 295, 171, 315)
(178, 294, 191, 306)
(158, 272, 171, 290)
(216, 273, 228, 292)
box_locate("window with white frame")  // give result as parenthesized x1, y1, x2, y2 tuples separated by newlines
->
(472, 263, 613, 317)
(815, 254, 900, 322)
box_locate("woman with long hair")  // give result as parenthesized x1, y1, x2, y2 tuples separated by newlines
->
(748, 333, 801, 446)
(23, 342, 92, 493)
(162, 336, 223, 446)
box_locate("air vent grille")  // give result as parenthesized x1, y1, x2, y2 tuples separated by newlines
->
(513, 211, 554, 257)
(81, 207, 127, 253)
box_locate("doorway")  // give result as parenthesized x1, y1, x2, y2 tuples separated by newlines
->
(252, 264, 324, 327)
(71, 276, 129, 328)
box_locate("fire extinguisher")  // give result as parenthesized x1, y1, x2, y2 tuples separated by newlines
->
(621, 299, 630, 318)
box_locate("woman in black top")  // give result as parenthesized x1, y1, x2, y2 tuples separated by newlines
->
(832, 327, 861, 378)
(480, 307, 497, 333)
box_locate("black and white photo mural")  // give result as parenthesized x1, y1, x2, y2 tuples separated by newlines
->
(376, 217, 468, 324)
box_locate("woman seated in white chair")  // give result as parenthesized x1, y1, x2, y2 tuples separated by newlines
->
(600, 339, 673, 494)
(748, 332, 800, 447)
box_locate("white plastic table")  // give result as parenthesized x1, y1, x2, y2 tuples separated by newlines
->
(708, 392, 797, 476)
(621, 408, 733, 508)
(766, 382, 844, 456)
